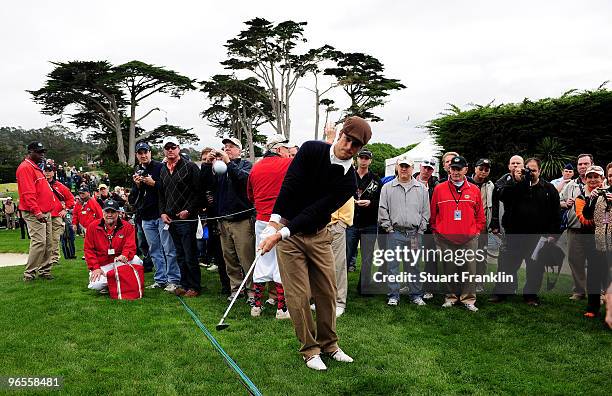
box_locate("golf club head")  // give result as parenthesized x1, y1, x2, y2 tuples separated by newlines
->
(216, 322, 229, 331)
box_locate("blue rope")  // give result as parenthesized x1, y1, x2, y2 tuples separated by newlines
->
(177, 296, 263, 396)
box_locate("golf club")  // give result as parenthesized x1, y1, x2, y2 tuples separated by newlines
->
(216, 251, 262, 331)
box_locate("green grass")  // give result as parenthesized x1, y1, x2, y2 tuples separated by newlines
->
(0, 182, 18, 200)
(0, 230, 610, 395)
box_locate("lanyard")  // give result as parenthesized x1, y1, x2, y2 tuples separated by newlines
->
(104, 224, 120, 251)
(447, 180, 462, 209)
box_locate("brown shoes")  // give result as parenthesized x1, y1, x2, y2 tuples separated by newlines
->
(174, 287, 186, 296)
(184, 290, 201, 298)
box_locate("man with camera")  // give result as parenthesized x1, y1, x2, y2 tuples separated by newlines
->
(491, 158, 560, 306)
(201, 138, 255, 303)
(130, 141, 181, 292)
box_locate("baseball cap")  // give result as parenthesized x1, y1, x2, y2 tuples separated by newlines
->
(43, 163, 55, 172)
(421, 158, 437, 169)
(266, 134, 289, 150)
(102, 199, 120, 212)
(397, 155, 414, 167)
(135, 141, 151, 152)
(222, 137, 243, 150)
(98, 184, 108, 190)
(564, 163, 574, 171)
(450, 155, 468, 169)
(340, 116, 372, 146)
(475, 158, 491, 167)
(27, 142, 46, 152)
(78, 186, 90, 193)
(162, 136, 180, 148)
(585, 165, 604, 177)
(357, 149, 373, 159)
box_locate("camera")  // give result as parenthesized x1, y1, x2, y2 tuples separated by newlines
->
(596, 188, 610, 197)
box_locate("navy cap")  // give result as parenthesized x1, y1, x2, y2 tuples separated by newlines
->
(135, 141, 151, 152)
(450, 155, 468, 169)
(27, 142, 46, 152)
(475, 158, 491, 167)
(78, 186, 90, 193)
(103, 199, 120, 212)
(564, 163, 574, 171)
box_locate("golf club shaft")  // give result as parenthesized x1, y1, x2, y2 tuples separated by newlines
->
(219, 251, 262, 323)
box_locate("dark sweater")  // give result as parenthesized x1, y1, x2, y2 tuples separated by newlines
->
(200, 158, 253, 221)
(158, 158, 201, 220)
(129, 159, 163, 221)
(273, 140, 357, 235)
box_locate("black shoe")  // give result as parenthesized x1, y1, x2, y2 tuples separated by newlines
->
(524, 297, 540, 307)
(488, 294, 507, 303)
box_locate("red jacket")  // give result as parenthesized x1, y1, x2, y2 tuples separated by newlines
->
(16, 158, 55, 215)
(84, 218, 136, 270)
(247, 156, 292, 222)
(49, 180, 75, 218)
(430, 178, 485, 244)
(73, 198, 103, 228)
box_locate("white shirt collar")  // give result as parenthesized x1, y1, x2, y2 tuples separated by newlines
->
(329, 144, 353, 175)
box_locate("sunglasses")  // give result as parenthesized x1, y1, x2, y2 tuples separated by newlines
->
(164, 145, 179, 151)
(422, 160, 436, 167)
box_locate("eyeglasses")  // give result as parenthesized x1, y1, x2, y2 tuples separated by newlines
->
(164, 145, 179, 151)
(422, 160, 436, 167)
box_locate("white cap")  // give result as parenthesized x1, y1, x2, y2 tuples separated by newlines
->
(266, 134, 290, 150)
(162, 136, 180, 147)
(222, 137, 242, 150)
(397, 155, 414, 167)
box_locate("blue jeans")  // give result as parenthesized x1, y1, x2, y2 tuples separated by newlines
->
(142, 218, 181, 284)
(388, 231, 423, 300)
(346, 224, 379, 294)
(169, 221, 201, 292)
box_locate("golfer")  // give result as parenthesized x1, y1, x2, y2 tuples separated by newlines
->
(259, 116, 372, 371)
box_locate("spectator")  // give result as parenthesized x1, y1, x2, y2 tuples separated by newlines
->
(61, 207, 76, 259)
(96, 184, 111, 207)
(329, 197, 354, 317)
(201, 137, 255, 303)
(430, 155, 485, 312)
(85, 199, 136, 294)
(575, 165, 611, 318)
(44, 163, 75, 270)
(3, 197, 16, 230)
(259, 116, 372, 371)
(471, 158, 496, 292)
(159, 136, 202, 297)
(246, 134, 293, 319)
(560, 154, 594, 300)
(16, 142, 56, 281)
(491, 158, 560, 306)
(72, 186, 103, 237)
(439, 151, 459, 182)
(490, 155, 524, 235)
(378, 155, 430, 306)
(551, 163, 575, 192)
(130, 141, 181, 292)
(345, 148, 382, 298)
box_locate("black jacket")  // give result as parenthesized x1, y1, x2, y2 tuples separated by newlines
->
(353, 170, 381, 228)
(201, 158, 253, 222)
(499, 176, 560, 235)
(129, 160, 163, 221)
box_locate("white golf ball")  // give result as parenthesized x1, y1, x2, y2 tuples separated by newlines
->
(213, 160, 227, 175)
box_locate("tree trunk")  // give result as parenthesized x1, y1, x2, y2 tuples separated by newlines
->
(246, 123, 255, 162)
(127, 99, 137, 166)
(114, 117, 127, 164)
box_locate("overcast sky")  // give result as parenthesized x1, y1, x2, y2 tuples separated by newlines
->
(2, 0, 611, 151)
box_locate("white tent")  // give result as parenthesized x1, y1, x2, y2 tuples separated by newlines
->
(384, 136, 443, 177)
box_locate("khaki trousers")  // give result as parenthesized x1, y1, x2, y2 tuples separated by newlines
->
(328, 221, 348, 309)
(23, 211, 53, 278)
(50, 217, 65, 266)
(567, 229, 587, 295)
(435, 235, 478, 305)
(219, 218, 255, 296)
(277, 228, 338, 359)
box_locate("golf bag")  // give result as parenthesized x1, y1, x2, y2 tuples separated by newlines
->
(106, 261, 145, 300)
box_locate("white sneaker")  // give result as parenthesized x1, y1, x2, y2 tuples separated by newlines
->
(265, 298, 276, 306)
(251, 306, 263, 317)
(305, 355, 327, 371)
(423, 292, 434, 300)
(164, 283, 179, 293)
(411, 297, 427, 306)
(442, 301, 455, 308)
(329, 348, 353, 363)
(464, 303, 479, 312)
(387, 297, 399, 306)
(335, 306, 345, 317)
(146, 282, 166, 289)
(275, 309, 291, 320)
(310, 303, 316, 311)
(207, 264, 218, 272)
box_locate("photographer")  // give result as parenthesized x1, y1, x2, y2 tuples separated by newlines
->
(575, 165, 612, 319)
(129, 141, 181, 292)
(491, 158, 560, 306)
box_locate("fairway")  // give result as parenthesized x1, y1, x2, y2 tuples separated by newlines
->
(0, 228, 610, 395)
